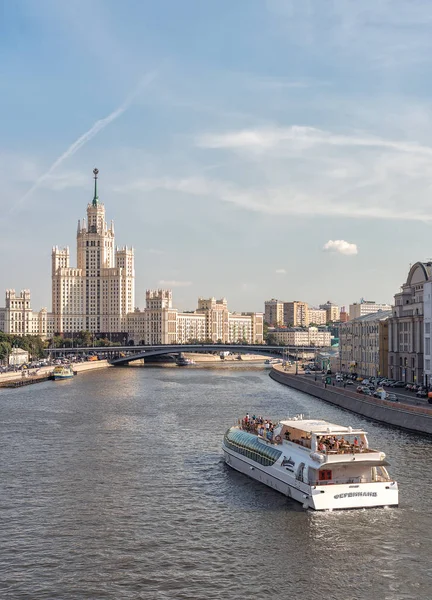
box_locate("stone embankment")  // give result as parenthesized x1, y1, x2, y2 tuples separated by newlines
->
(270, 364, 432, 436)
(0, 359, 112, 388)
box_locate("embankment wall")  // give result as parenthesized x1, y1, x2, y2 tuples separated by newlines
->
(270, 367, 432, 436)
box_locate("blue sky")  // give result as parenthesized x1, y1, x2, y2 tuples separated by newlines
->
(3, 0, 432, 313)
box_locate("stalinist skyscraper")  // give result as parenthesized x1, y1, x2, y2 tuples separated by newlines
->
(51, 169, 135, 336)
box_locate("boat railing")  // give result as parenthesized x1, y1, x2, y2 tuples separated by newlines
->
(314, 475, 390, 486)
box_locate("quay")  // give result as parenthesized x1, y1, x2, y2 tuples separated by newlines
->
(270, 364, 432, 436)
(0, 373, 53, 388)
(0, 360, 112, 389)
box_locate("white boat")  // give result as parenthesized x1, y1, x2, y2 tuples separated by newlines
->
(222, 415, 398, 511)
(52, 364, 75, 380)
(176, 355, 195, 366)
(264, 358, 282, 367)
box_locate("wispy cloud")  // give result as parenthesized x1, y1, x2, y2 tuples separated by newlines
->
(158, 280, 192, 288)
(275, 268, 286, 274)
(197, 125, 432, 156)
(323, 240, 358, 256)
(14, 71, 156, 210)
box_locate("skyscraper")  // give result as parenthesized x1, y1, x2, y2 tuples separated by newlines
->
(51, 169, 135, 336)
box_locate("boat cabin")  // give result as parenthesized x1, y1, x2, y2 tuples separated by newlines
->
(273, 418, 371, 455)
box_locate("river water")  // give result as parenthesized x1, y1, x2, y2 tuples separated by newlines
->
(1, 364, 432, 600)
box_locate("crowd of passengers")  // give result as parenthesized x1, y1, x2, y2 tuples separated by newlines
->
(241, 414, 366, 452)
(241, 414, 276, 439)
(317, 435, 365, 453)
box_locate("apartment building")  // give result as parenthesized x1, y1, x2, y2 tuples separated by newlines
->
(349, 300, 392, 320)
(308, 308, 327, 326)
(264, 299, 284, 326)
(283, 301, 309, 327)
(319, 301, 340, 323)
(340, 311, 392, 378)
(269, 326, 331, 347)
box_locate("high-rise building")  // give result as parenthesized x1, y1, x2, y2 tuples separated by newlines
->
(308, 308, 327, 326)
(349, 300, 392, 320)
(283, 301, 309, 327)
(0, 170, 263, 345)
(319, 301, 340, 323)
(52, 169, 134, 337)
(264, 299, 284, 326)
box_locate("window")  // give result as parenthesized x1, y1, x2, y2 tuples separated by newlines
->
(426, 323, 431, 335)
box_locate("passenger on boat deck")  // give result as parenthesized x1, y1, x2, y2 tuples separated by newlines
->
(354, 437, 359, 447)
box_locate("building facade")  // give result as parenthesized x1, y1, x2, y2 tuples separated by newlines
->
(264, 299, 284, 326)
(319, 301, 340, 323)
(283, 301, 309, 327)
(339, 311, 391, 378)
(387, 262, 430, 384)
(0, 171, 263, 345)
(52, 169, 134, 336)
(0, 289, 51, 338)
(349, 300, 392, 320)
(269, 326, 331, 347)
(126, 292, 263, 345)
(308, 308, 327, 326)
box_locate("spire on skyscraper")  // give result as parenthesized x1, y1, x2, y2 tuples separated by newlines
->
(92, 168, 99, 206)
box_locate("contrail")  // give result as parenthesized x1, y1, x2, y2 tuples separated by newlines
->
(14, 71, 156, 210)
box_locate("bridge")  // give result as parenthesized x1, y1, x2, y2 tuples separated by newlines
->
(45, 343, 318, 365)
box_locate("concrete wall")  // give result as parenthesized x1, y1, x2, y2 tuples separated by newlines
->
(270, 367, 432, 436)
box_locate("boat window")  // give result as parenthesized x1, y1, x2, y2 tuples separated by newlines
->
(224, 429, 282, 467)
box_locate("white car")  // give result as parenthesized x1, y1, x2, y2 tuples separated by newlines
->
(304, 369, 311, 375)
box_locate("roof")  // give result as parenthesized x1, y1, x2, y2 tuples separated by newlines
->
(280, 418, 366, 435)
(341, 310, 393, 325)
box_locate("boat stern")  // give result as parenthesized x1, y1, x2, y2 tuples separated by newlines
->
(308, 481, 399, 511)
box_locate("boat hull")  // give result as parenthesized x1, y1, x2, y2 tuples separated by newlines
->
(222, 445, 398, 511)
(53, 374, 74, 380)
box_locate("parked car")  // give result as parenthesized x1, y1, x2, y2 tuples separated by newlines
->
(386, 393, 398, 402)
(304, 369, 311, 375)
(391, 381, 406, 388)
(346, 380, 354, 386)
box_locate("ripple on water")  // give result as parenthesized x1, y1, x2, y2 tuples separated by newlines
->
(1, 366, 432, 600)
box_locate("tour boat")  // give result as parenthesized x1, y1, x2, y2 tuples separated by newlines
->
(222, 415, 398, 510)
(176, 355, 195, 366)
(52, 364, 75, 380)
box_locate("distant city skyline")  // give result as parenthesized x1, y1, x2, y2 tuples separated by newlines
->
(3, 2, 431, 312)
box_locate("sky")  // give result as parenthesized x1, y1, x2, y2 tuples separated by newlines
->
(3, 0, 432, 313)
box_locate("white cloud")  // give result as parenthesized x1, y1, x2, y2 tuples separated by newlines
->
(158, 280, 192, 287)
(323, 240, 358, 256)
(275, 268, 286, 274)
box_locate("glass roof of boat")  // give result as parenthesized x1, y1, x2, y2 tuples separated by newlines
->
(279, 419, 366, 435)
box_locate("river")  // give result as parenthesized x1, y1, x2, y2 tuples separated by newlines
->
(1, 364, 431, 599)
